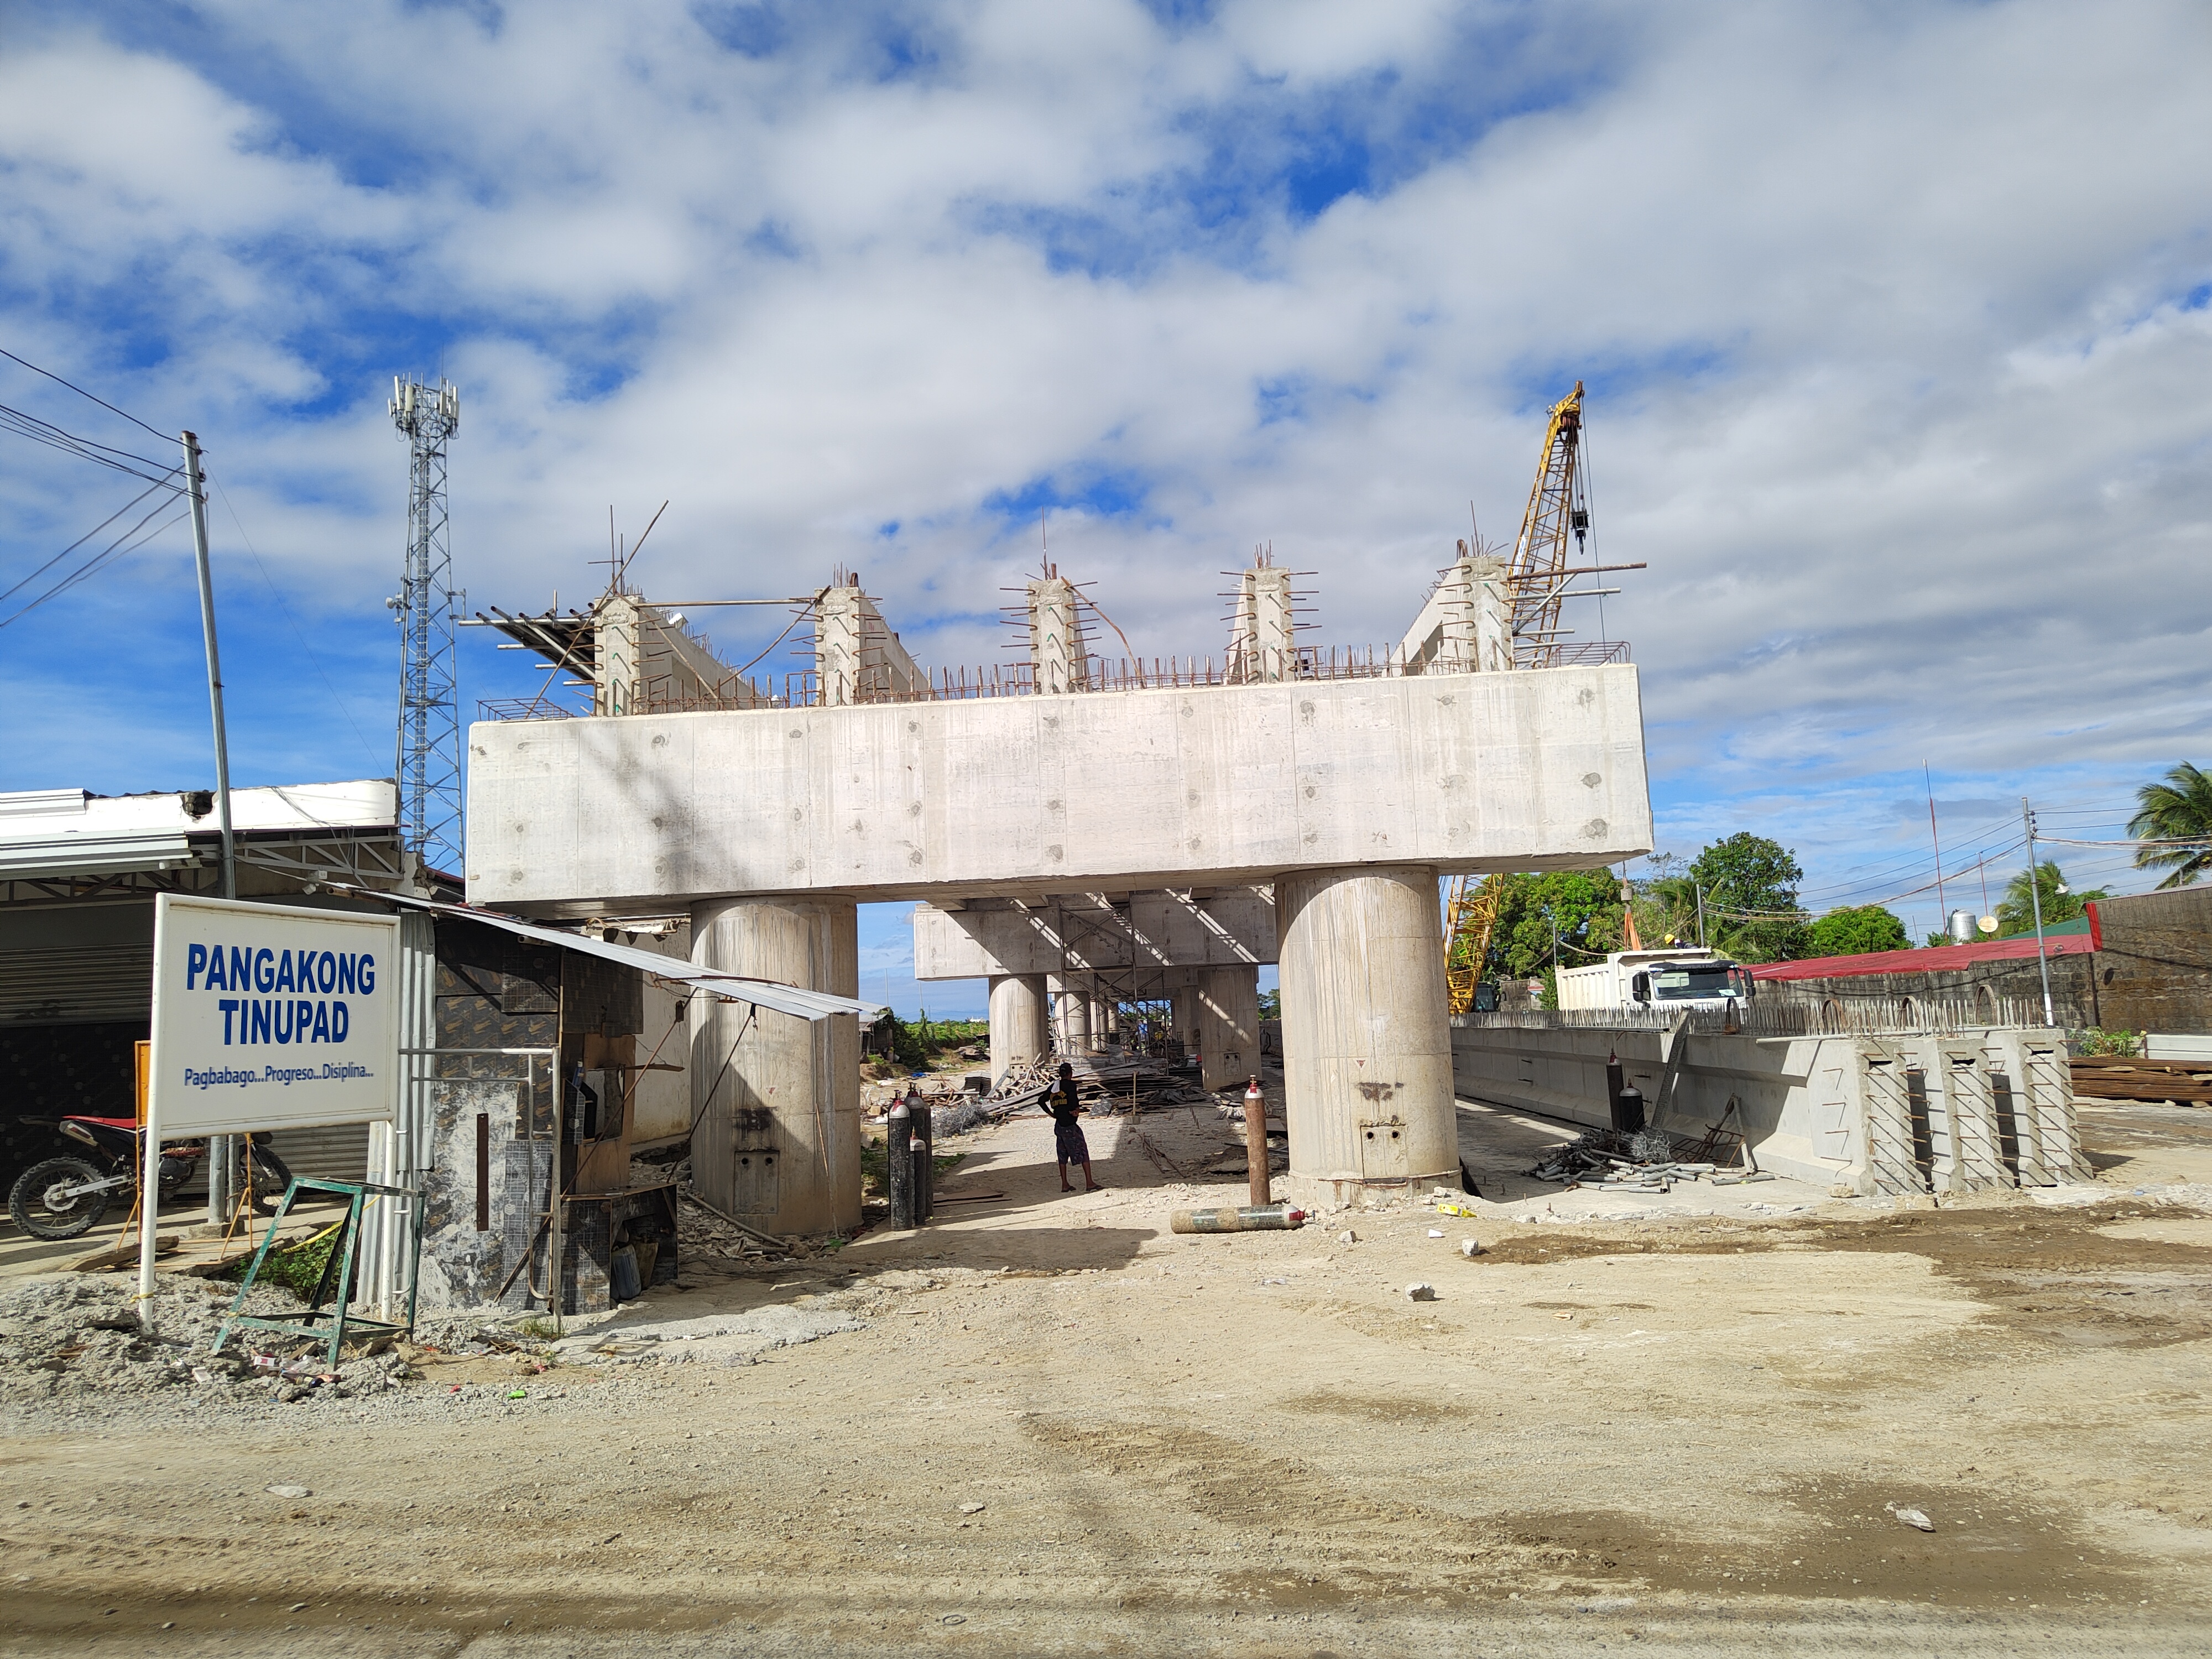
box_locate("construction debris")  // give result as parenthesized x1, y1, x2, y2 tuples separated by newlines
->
(978, 1054, 1215, 1119)
(1521, 1121, 1756, 1192)
(679, 1191, 793, 1261)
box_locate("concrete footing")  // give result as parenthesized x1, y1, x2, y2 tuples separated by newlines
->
(1276, 865, 1456, 1208)
(989, 973, 1048, 1082)
(690, 895, 862, 1237)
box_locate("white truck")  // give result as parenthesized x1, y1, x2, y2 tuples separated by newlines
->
(1555, 948, 1759, 1013)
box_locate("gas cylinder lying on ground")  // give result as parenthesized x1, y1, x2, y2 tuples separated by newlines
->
(1168, 1203, 1306, 1234)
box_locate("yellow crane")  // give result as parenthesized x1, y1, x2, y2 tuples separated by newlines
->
(1442, 380, 1602, 1008)
(1505, 380, 1592, 668)
(1443, 873, 1500, 1015)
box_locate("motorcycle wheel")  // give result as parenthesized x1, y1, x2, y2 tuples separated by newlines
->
(156, 1155, 195, 1204)
(237, 1144, 294, 1215)
(9, 1156, 111, 1240)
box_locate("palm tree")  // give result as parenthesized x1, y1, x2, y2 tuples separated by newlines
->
(2129, 762, 2212, 888)
(1997, 861, 2105, 936)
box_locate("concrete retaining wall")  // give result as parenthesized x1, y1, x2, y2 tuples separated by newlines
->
(1451, 1018, 2088, 1196)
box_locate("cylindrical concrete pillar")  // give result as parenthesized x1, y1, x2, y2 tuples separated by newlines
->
(1275, 865, 1455, 1207)
(1065, 981, 1093, 1054)
(988, 973, 1048, 1083)
(1091, 994, 1114, 1049)
(690, 895, 862, 1237)
(1196, 965, 1260, 1091)
(1170, 985, 1200, 1065)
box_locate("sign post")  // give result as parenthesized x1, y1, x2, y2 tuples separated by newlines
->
(138, 894, 401, 1332)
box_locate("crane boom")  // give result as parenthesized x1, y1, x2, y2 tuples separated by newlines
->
(1505, 380, 1590, 669)
(1443, 873, 1501, 1016)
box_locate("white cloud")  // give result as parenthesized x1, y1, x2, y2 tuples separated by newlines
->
(3, 0, 2208, 902)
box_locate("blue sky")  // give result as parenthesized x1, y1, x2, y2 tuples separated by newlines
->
(3, 1, 2209, 1016)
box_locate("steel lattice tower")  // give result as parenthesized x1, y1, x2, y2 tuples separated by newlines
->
(389, 376, 464, 878)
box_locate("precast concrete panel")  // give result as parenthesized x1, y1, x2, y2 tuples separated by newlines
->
(466, 666, 1651, 915)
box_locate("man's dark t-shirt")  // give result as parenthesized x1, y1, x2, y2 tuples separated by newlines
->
(1048, 1076, 1088, 1163)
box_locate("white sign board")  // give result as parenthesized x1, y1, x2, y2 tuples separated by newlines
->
(149, 893, 403, 1136)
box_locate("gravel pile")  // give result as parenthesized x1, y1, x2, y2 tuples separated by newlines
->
(0, 1271, 340, 1410)
(0, 1261, 894, 1433)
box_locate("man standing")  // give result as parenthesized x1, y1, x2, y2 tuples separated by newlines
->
(1047, 1062, 1102, 1193)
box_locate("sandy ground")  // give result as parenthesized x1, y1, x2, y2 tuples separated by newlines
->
(3, 1091, 2210, 1657)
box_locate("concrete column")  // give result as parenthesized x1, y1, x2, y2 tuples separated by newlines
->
(1275, 865, 1455, 1208)
(815, 580, 864, 706)
(1232, 565, 1296, 682)
(1170, 985, 1200, 1064)
(1061, 977, 1093, 1054)
(1027, 573, 1087, 693)
(1468, 553, 1511, 673)
(988, 973, 1048, 1083)
(1196, 965, 1260, 1091)
(593, 593, 644, 716)
(690, 894, 862, 1237)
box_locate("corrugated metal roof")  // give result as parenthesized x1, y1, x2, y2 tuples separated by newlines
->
(348, 890, 884, 1025)
(1752, 932, 2095, 983)
(0, 833, 197, 879)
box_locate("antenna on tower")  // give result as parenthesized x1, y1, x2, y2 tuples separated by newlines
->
(387, 375, 464, 878)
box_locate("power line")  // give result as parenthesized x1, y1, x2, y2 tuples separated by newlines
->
(0, 345, 172, 441)
(0, 491, 190, 630)
(0, 474, 176, 608)
(0, 400, 185, 488)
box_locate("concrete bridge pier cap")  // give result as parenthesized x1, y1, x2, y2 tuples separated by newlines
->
(1276, 864, 1455, 1209)
(690, 894, 863, 1237)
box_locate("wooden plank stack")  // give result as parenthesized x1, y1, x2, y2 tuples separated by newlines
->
(2070, 1056, 2212, 1105)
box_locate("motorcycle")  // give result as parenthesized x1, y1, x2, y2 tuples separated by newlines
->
(7, 1117, 293, 1241)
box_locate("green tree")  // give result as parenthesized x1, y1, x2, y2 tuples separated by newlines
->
(1256, 988, 1281, 1021)
(1804, 905, 1910, 957)
(1486, 870, 1625, 982)
(2128, 761, 2212, 889)
(1687, 833, 1808, 963)
(1996, 861, 2105, 937)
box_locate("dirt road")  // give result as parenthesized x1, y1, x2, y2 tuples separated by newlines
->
(4, 1095, 2210, 1656)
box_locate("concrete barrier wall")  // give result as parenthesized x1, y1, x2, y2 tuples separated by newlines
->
(1451, 1018, 2086, 1196)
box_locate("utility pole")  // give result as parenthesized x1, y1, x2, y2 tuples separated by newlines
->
(180, 430, 239, 1255)
(1925, 763, 1946, 924)
(182, 433, 236, 902)
(1695, 883, 1706, 950)
(2023, 797, 2055, 1027)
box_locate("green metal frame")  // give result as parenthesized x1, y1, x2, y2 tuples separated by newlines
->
(212, 1176, 424, 1368)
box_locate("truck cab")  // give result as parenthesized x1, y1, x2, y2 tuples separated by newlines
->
(1625, 956, 1756, 1009)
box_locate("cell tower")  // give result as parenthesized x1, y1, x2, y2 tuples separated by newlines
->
(388, 375, 464, 877)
